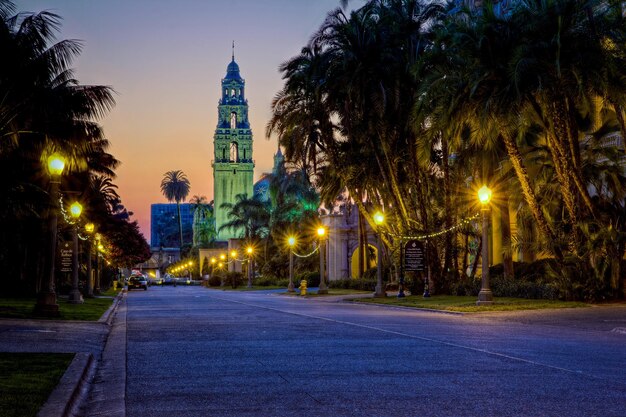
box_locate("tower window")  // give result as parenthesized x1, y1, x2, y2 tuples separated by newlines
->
(222, 148, 226, 160)
(230, 112, 237, 129)
(243, 149, 246, 160)
(231, 89, 236, 97)
(230, 141, 238, 162)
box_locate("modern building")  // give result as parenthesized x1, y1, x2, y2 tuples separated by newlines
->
(212, 49, 254, 240)
(150, 203, 193, 248)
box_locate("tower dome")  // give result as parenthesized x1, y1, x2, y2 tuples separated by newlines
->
(225, 58, 242, 80)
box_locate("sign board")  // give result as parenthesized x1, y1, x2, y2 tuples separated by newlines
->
(60, 242, 72, 273)
(404, 239, 425, 272)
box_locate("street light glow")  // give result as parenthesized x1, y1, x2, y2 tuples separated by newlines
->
(69, 202, 83, 218)
(246, 246, 253, 255)
(317, 227, 326, 237)
(373, 211, 385, 225)
(478, 185, 492, 205)
(46, 153, 65, 176)
(230, 250, 237, 258)
(288, 236, 296, 247)
(220, 254, 226, 260)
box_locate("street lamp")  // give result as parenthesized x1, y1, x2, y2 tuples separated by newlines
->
(68, 202, 84, 304)
(373, 211, 387, 298)
(246, 246, 254, 288)
(84, 223, 95, 297)
(317, 226, 328, 294)
(95, 235, 103, 294)
(35, 152, 66, 316)
(287, 236, 296, 293)
(187, 261, 193, 281)
(477, 185, 494, 305)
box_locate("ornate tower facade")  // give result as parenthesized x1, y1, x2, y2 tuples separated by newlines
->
(212, 51, 254, 240)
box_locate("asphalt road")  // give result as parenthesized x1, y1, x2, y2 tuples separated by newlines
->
(124, 286, 626, 417)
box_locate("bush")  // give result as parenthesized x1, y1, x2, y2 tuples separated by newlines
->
(296, 271, 320, 287)
(208, 274, 222, 287)
(329, 277, 377, 291)
(225, 271, 244, 288)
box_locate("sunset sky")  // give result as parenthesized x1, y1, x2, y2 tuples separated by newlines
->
(18, 0, 358, 240)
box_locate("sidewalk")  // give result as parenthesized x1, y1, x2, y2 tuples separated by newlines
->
(0, 293, 126, 417)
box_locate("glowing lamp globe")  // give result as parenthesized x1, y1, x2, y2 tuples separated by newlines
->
(373, 211, 385, 225)
(287, 236, 296, 247)
(230, 250, 237, 258)
(317, 227, 326, 237)
(69, 202, 83, 218)
(477, 185, 492, 205)
(246, 246, 253, 255)
(47, 153, 66, 176)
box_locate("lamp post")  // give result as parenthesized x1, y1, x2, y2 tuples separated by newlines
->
(35, 153, 66, 316)
(477, 185, 494, 305)
(84, 223, 94, 297)
(373, 212, 387, 298)
(317, 226, 328, 294)
(187, 261, 193, 282)
(287, 236, 296, 293)
(95, 235, 103, 294)
(68, 202, 84, 303)
(246, 246, 253, 288)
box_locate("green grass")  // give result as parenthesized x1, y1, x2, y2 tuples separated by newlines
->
(0, 296, 115, 321)
(211, 285, 286, 291)
(353, 295, 589, 312)
(281, 288, 371, 297)
(0, 352, 73, 417)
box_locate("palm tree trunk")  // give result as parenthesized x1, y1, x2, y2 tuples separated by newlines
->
(499, 196, 514, 280)
(176, 202, 183, 250)
(500, 131, 563, 261)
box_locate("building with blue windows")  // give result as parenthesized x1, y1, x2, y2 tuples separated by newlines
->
(150, 203, 194, 248)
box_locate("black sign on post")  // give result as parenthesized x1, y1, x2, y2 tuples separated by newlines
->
(404, 239, 425, 272)
(60, 242, 72, 273)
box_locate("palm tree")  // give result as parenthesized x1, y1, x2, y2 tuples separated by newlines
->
(160, 170, 190, 250)
(189, 195, 215, 247)
(0, 2, 119, 295)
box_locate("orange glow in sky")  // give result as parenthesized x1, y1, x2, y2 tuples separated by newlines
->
(19, 0, 354, 241)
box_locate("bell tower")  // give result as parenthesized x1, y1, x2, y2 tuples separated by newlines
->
(212, 45, 254, 240)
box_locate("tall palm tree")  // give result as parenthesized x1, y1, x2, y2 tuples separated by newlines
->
(189, 195, 215, 247)
(160, 170, 190, 250)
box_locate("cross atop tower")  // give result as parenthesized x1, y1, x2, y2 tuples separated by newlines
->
(232, 40, 235, 61)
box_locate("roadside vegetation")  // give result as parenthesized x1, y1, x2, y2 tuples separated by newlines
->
(0, 1, 150, 299)
(354, 295, 589, 312)
(0, 296, 115, 321)
(0, 353, 73, 417)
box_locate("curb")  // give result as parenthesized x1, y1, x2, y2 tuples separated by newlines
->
(99, 291, 124, 325)
(37, 352, 96, 417)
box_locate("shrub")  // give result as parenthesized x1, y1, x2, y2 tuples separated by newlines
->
(208, 274, 222, 287)
(225, 271, 244, 288)
(296, 271, 320, 287)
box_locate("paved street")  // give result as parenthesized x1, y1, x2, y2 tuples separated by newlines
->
(119, 286, 625, 417)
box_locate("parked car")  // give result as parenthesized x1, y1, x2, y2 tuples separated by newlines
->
(147, 277, 163, 286)
(128, 275, 148, 290)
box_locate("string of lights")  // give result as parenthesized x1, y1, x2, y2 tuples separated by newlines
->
(292, 246, 319, 258)
(386, 213, 480, 240)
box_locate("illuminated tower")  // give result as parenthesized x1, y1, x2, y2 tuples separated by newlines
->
(212, 46, 254, 240)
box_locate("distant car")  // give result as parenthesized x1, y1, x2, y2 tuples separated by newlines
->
(147, 277, 163, 286)
(128, 275, 148, 290)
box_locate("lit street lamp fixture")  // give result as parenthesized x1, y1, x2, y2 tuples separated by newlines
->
(477, 185, 494, 305)
(94, 235, 103, 294)
(317, 226, 328, 294)
(373, 211, 387, 298)
(68, 201, 84, 304)
(35, 152, 66, 316)
(287, 236, 296, 292)
(84, 223, 95, 297)
(246, 246, 254, 288)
